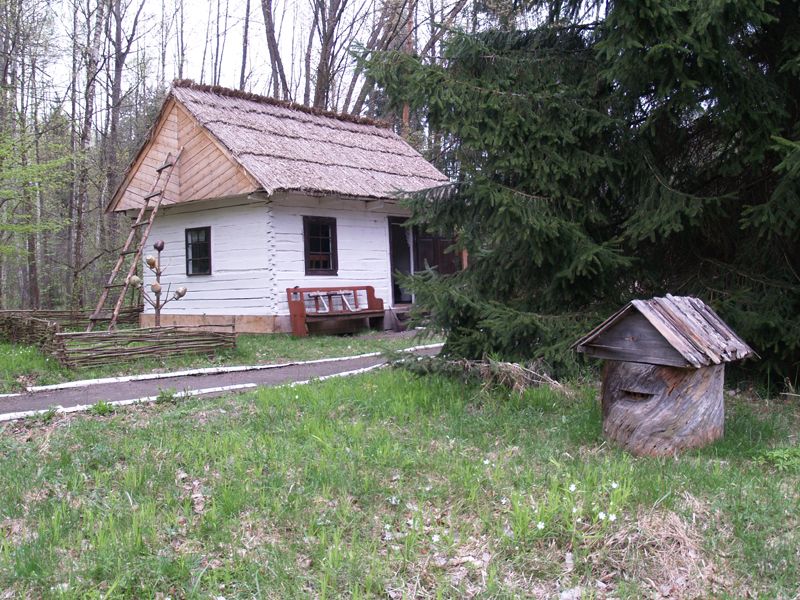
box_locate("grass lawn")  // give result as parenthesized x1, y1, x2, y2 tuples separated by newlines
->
(0, 369, 798, 598)
(0, 331, 438, 392)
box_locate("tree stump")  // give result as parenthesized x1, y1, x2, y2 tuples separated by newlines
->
(600, 360, 724, 456)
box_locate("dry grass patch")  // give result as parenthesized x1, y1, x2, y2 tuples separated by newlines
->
(588, 507, 729, 599)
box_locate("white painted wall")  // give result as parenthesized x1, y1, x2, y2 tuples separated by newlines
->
(269, 193, 409, 315)
(141, 192, 409, 320)
(141, 196, 273, 315)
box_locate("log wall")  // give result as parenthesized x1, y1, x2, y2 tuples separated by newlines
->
(270, 192, 410, 316)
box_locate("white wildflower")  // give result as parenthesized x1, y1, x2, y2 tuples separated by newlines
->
(569, 484, 577, 492)
(598, 512, 606, 520)
(536, 521, 545, 530)
(432, 534, 441, 543)
(611, 481, 619, 489)
(609, 514, 617, 522)
(483, 459, 490, 465)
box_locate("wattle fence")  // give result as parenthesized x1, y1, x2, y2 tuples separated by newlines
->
(52, 326, 236, 368)
(0, 312, 236, 369)
(0, 306, 141, 329)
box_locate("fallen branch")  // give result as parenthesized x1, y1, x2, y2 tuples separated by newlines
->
(396, 355, 564, 394)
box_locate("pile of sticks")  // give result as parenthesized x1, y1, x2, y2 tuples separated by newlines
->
(0, 314, 61, 347)
(54, 326, 236, 368)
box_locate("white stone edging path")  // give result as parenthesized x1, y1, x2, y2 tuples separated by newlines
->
(0, 344, 440, 423)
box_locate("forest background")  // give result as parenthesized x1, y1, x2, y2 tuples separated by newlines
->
(1, 0, 797, 382)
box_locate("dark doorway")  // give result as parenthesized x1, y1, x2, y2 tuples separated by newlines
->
(388, 218, 461, 305)
(413, 228, 460, 275)
(388, 217, 413, 304)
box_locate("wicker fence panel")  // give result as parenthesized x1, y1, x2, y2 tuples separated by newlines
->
(55, 325, 237, 369)
(0, 305, 141, 329)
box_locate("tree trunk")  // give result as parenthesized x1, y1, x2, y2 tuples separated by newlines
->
(176, 0, 185, 79)
(72, 0, 107, 310)
(601, 361, 725, 457)
(312, 0, 344, 110)
(302, 8, 318, 105)
(239, 0, 250, 90)
(67, 2, 78, 300)
(260, 0, 290, 99)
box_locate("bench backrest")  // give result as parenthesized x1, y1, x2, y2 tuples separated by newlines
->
(286, 286, 384, 316)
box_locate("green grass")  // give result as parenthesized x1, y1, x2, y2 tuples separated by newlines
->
(0, 370, 797, 598)
(0, 331, 437, 392)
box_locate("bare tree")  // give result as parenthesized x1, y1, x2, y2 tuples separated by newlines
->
(200, 0, 212, 83)
(176, 0, 185, 78)
(302, 7, 318, 105)
(108, 0, 146, 194)
(239, 0, 251, 90)
(261, 0, 290, 99)
(211, 0, 231, 85)
(71, 0, 108, 309)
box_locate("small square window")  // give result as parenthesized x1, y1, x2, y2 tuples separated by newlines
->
(303, 216, 337, 275)
(186, 227, 211, 275)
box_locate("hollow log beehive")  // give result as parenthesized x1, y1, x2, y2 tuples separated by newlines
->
(573, 295, 755, 456)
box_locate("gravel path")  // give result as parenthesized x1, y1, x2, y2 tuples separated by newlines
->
(0, 345, 440, 419)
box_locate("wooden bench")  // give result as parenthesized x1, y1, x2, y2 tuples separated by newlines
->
(286, 286, 385, 337)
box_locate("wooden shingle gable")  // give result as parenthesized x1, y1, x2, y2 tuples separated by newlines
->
(576, 308, 692, 368)
(107, 97, 181, 212)
(573, 295, 755, 369)
(107, 97, 259, 213)
(172, 102, 259, 205)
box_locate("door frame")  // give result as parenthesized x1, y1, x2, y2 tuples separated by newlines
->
(387, 216, 414, 305)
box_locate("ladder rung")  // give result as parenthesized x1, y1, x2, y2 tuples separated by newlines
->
(104, 283, 126, 289)
(144, 190, 163, 200)
(120, 249, 140, 256)
(156, 161, 174, 173)
(131, 220, 149, 228)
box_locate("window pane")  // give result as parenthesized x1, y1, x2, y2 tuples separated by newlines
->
(304, 217, 336, 274)
(186, 227, 211, 275)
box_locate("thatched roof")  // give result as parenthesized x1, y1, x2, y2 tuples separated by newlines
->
(172, 81, 448, 200)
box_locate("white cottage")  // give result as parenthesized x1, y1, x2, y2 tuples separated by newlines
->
(107, 81, 452, 333)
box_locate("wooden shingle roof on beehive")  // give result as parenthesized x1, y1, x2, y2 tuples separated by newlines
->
(573, 295, 755, 368)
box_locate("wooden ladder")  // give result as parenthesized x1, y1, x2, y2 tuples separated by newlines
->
(88, 149, 183, 331)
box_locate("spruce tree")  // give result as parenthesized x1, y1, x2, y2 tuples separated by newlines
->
(369, 0, 800, 381)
